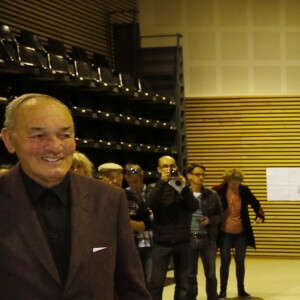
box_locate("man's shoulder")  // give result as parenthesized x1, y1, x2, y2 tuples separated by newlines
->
(202, 185, 216, 193)
(0, 165, 21, 191)
(71, 173, 124, 196)
(146, 182, 156, 190)
(202, 186, 219, 198)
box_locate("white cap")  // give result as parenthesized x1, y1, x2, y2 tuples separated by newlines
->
(98, 162, 123, 172)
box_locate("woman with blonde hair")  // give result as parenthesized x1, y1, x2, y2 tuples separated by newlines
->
(71, 151, 94, 178)
(212, 168, 265, 299)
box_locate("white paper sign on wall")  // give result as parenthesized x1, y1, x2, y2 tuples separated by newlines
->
(266, 167, 300, 201)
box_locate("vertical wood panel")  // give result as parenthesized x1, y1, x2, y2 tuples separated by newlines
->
(185, 96, 300, 257)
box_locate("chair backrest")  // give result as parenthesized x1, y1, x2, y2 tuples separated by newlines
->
(71, 46, 98, 81)
(0, 24, 19, 61)
(0, 24, 17, 43)
(92, 52, 110, 68)
(48, 38, 71, 60)
(0, 41, 9, 61)
(48, 53, 70, 74)
(18, 45, 41, 67)
(137, 77, 154, 93)
(20, 31, 48, 69)
(72, 46, 90, 63)
(119, 73, 137, 90)
(21, 30, 47, 53)
(99, 67, 118, 85)
(74, 60, 98, 81)
(2, 42, 18, 61)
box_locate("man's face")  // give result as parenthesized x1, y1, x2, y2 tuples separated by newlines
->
(125, 174, 144, 194)
(100, 170, 123, 187)
(188, 166, 205, 187)
(157, 156, 177, 177)
(1, 97, 76, 188)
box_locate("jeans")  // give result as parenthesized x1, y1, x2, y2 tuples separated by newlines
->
(219, 231, 247, 290)
(138, 246, 153, 290)
(150, 241, 191, 300)
(188, 236, 218, 300)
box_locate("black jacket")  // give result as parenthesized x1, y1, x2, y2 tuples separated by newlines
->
(146, 179, 198, 243)
(197, 186, 223, 241)
(212, 183, 265, 249)
(125, 189, 152, 231)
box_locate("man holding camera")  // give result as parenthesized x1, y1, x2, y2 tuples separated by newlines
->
(146, 155, 199, 300)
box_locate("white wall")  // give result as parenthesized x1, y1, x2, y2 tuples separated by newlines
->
(138, 0, 300, 97)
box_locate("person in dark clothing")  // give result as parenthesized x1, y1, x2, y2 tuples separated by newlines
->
(186, 164, 223, 300)
(212, 168, 265, 299)
(0, 93, 151, 299)
(124, 163, 154, 290)
(97, 162, 150, 234)
(146, 155, 199, 300)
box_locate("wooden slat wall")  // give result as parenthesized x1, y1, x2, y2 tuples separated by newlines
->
(185, 96, 300, 257)
(0, 0, 137, 59)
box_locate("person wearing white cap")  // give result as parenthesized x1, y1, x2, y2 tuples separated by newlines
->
(97, 162, 147, 234)
(97, 162, 124, 187)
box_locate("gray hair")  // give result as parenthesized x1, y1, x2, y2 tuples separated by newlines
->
(4, 93, 71, 131)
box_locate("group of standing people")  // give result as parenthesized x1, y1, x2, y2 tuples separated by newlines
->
(90, 154, 265, 300)
(144, 158, 265, 300)
(0, 92, 265, 300)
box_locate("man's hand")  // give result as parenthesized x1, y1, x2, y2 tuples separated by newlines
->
(161, 168, 171, 182)
(131, 220, 146, 232)
(176, 174, 186, 186)
(199, 216, 209, 225)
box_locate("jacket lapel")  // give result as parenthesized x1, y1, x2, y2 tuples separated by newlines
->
(65, 174, 92, 288)
(2, 166, 61, 284)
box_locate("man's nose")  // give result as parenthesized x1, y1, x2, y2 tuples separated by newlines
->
(44, 136, 63, 151)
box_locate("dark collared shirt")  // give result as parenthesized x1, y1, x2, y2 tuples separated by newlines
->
(21, 168, 71, 285)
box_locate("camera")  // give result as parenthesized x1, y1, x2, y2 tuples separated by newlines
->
(169, 168, 182, 187)
(170, 168, 179, 177)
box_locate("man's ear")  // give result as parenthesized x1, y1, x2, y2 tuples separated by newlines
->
(1, 128, 16, 154)
(157, 166, 161, 174)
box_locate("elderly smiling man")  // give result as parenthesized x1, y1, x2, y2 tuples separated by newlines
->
(0, 93, 151, 300)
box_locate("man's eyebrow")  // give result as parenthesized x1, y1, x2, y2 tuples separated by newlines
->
(27, 126, 74, 131)
(28, 127, 45, 131)
(60, 126, 73, 131)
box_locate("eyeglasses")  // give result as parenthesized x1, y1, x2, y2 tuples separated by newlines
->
(190, 173, 205, 177)
(160, 164, 176, 169)
(124, 167, 143, 175)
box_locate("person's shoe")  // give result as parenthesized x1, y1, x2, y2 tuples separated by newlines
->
(238, 290, 251, 298)
(218, 290, 226, 299)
